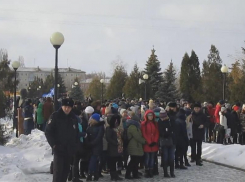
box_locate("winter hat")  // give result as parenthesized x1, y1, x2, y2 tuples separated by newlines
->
(120, 109, 127, 115)
(203, 102, 208, 107)
(242, 104, 245, 110)
(91, 113, 100, 122)
(233, 105, 240, 111)
(193, 102, 201, 108)
(85, 106, 94, 114)
(225, 103, 231, 109)
(168, 102, 177, 108)
(112, 103, 119, 109)
(219, 100, 225, 105)
(159, 109, 168, 119)
(62, 98, 74, 107)
(221, 107, 226, 112)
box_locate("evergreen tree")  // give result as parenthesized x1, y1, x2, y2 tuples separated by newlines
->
(0, 49, 17, 92)
(179, 53, 191, 100)
(43, 73, 54, 94)
(123, 64, 141, 99)
(86, 76, 106, 101)
(0, 91, 6, 118)
(145, 48, 163, 98)
(156, 60, 178, 102)
(179, 51, 201, 102)
(228, 60, 245, 102)
(28, 77, 44, 98)
(107, 65, 127, 99)
(58, 73, 66, 94)
(70, 78, 84, 101)
(202, 45, 223, 102)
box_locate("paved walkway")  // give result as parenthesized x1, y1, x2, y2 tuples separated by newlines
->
(27, 160, 245, 182)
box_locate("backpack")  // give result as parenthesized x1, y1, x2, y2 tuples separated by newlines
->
(123, 125, 132, 148)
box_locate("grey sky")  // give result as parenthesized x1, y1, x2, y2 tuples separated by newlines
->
(1, 0, 245, 76)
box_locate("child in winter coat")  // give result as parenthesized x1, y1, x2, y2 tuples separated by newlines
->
(141, 110, 159, 178)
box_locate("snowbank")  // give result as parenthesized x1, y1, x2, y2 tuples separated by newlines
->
(188, 143, 245, 170)
(0, 129, 52, 182)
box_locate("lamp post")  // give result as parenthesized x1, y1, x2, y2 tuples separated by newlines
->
(100, 79, 105, 104)
(221, 65, 228, 101)
(11, 61, 20, 137)
(50, 32, 64, 111)
(143, 74, 148, 100)
(57, 84, 60, 98)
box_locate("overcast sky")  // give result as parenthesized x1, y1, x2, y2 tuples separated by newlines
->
(1, 0, 245, 76)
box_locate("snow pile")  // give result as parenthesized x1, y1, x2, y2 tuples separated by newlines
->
(0, 129, 52, 182)
(188, 143, 245, 170)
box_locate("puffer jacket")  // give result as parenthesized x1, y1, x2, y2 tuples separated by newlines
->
(141, 110, 159, 152)
(127, 119, 145, 156)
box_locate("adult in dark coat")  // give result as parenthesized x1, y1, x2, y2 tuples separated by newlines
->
(79, 106, 94, 178)
(175, 109, 189, 169)
(42, 97, 54, 129)
(106, 114, 123, 181)
(86, 113, 104, 181)
(23, 99, 34, 135)
(230, 106, 241, 144)
(45, 98, 79, 182)
(191, 102, 208, 166)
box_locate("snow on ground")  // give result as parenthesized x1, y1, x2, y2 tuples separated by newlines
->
(0, 129, 53, 182)
(197, 143, 245, 170)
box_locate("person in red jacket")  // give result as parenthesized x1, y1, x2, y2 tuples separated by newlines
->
(207, 102, 215, 142)
(141, 110, 159, 178)
(214, 100, 225, 143)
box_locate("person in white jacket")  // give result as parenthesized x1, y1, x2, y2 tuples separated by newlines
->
(219, 107, 228, 144)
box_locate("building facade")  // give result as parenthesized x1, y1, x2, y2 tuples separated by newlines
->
(16, 67, 86, 90)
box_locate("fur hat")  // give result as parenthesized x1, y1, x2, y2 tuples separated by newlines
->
(62, 98, 74, 107)
(193, 102, 201, 108)
(85, 106, 94, 114)
(120, 109, 127, 115)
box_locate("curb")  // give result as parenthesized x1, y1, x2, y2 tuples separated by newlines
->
(201, 159, 245, 172)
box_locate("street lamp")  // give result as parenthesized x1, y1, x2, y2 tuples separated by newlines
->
(100, 79, 105, 104)
(74, 82, 78, 86)
(57, 84, 60, 98)
(221, 65, 228, 101)
(11, 61, 20, 137)
(50, 32, 64, 111)
(143, 74, 148, 100)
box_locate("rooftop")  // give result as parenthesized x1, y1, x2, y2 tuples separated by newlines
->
(17, 67, 85, 73)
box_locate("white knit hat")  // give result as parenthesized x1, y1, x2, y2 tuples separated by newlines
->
(120, 109, 127, 115)
(85, 106, 94, 114)
(242, 104, 245, 110)
(221, 107, 226, 112)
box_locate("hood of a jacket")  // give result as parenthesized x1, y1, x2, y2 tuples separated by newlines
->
(144, 110, 155, 122)
(127, 119, 140, 129)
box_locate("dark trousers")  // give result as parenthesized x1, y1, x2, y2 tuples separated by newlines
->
(162, 146, 175, 162)
(108, 156, 121, 172)
(123, 153, 129, 169)
(183, 143, 189, 163)
(175, 145, 184, 165)
(144, 152, 155, 169)
(73, 152, 82, 179)
(209, 123, 215, 142)
(23, 119, 34, 135)
(53, 154, 72, 182)
(126, 155, 141, 176)
(99, 151, 108, 173)
(88, 155, 99, 174)
(80, 160, 88, 174)
(191, 139, 202, 161)
(117, 156, 123, 171)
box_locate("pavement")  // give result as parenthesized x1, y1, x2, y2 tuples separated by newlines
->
(26, 160, 245, 182)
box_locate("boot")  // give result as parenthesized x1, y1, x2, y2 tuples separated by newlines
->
(144, 169, 150, 178)
(153, 166, 159, 175)
(196, 160, 203, 166)
(125, 170, 133, 179)
(94, 173, 99, 181)
(72, 177, 83, 182)
(185, 160, 191, 167)
(117, 170, 122, 176)
(111, 171, 123, 181)
(170, 161, 175, 178)
(179, 164, 188, 170)
(149, 169, 153, 178)
(132, 170, 141, 179)
(86, 174, 92, 181)
(175, 162, 180, 169)
(50, 161, 53, 174)
(163, 162, 170, 178)
(68, 167, 73, 181)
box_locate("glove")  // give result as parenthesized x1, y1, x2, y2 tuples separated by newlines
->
(149, 142, 157, 147)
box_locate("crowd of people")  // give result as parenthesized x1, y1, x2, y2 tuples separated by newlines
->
(14, 96, 245, 182)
